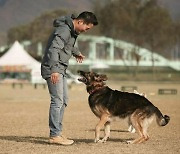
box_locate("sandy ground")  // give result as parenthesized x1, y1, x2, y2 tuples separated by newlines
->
(0, 81, 180, 154)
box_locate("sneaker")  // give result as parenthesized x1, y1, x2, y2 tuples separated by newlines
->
(49, 136, 74, 145)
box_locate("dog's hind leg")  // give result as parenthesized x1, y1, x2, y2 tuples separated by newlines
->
(137, 116, 154, 143)
(127, 111, 146, 144)
(128, 117, 136, 133)
(100, 121, 111, 143)
(94, 114, 109, 143)
(128, 125, 136, 133)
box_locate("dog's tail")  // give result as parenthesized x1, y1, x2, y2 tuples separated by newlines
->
(154, 107, 170, 126)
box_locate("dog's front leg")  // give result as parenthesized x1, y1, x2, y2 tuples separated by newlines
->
(94, 114, 109, 143)
(101, 121, 111, 143)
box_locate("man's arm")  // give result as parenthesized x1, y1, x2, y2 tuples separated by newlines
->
(48, 27, 70, 83)
(72, 47, 85, 63)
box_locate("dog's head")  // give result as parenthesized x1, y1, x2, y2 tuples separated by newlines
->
(77, 70, 108, 94)
(78, 70, 107, 85)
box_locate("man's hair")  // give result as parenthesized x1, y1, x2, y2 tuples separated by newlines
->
(76, 11, 98, 26)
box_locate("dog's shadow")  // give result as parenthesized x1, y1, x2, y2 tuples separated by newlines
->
(86, 129, 129, 133)
(82, 129, 134, 143)
(73, 138, 134, 144)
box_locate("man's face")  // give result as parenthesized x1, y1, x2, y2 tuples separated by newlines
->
(75, 20, 94, 34)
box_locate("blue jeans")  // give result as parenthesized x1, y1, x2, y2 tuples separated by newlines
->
(46, 74, 68, 137)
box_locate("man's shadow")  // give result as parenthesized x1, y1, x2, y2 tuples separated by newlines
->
(0, 136, 49, 145)
(0, 131, 133, 145)
(0, 135, 94, 145)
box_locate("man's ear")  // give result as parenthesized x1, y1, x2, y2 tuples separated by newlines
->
(78, 20, 84, 25)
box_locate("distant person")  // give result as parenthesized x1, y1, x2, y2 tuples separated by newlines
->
(41, 11, 98, 145)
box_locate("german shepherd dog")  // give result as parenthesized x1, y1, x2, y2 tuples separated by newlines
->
(77, 70, 170, 144)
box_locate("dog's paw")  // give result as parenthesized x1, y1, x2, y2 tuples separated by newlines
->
(128, 125, 136, 133)
(94, 138, 106, 143)
(126, 140, 133, 144)
(94, 138, 100, 143)
(130, 128, 136, 133)
(98, 139, 106, 143)
(97, 139, 103, 143)
(100, 136, 109, 143)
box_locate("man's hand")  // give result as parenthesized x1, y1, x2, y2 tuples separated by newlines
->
(75, 53, 85, 63)
(50, 73, 59, 84)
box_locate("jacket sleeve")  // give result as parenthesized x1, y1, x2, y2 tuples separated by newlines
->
(48, 27, 70, 73)
(72, 46, 81, 57)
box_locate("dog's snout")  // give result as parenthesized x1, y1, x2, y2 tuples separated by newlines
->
(77, 70, 83, 75)
(77, 70, 85, 75)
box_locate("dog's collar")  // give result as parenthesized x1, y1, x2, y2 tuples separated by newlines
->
(88, 86, 105, 95)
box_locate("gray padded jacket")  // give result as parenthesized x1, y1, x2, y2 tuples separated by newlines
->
(41, 15, 80, 79)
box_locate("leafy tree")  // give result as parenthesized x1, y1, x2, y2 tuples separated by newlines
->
(94, 0, 175, 77)
(7, 9, 67, 60)
(139, 1, 173, 52)
(7, 9, 67, 45)
(8, 25, 30, 43)
(7, 0, 177, 68)
(138, 0, 173, 76)
(172, 21, 180, 57)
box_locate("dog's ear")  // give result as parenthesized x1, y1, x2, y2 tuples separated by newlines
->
(94, 74, 108, 82)
(101, 74, 108, 81)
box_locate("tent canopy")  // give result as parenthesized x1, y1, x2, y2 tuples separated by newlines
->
(0, 41, 40, 72)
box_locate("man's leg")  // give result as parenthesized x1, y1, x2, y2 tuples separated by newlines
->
(47, 74, 64, 137)
(58, 103, 65, 133)
(59, 75, 68, 133)
(47, 74, 74, 145)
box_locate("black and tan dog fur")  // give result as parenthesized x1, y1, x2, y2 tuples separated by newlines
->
(78, 70, 170, 144)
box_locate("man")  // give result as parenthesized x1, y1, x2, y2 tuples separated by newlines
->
(41, 11, 98, 145)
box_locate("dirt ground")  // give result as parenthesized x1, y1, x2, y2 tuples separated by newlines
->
(0, 81, 180, 154)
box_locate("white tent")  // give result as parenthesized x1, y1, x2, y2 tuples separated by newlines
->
(0, 41, 45, 83)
